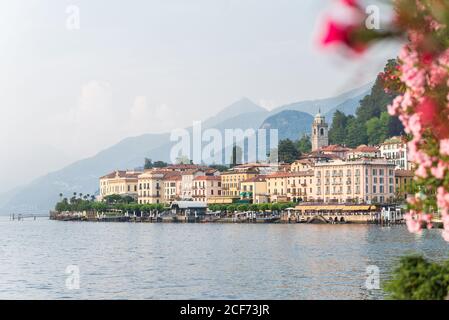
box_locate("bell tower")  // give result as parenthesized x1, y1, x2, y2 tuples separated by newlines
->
(311, 109, 328, 151)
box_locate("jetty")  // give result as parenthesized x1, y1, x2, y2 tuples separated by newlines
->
(10, 213, 50, 221)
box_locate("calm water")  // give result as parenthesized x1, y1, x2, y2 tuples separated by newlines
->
(0, 216, 448, 300)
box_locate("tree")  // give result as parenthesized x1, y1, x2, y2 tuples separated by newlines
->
(345, 116, 367, 147)
(144, 158, 153, 169)
(176, 155, 191, 165)
(153, 160, 168, 168)
(328, 110, 348, 145)
(296, 134, 312, 154)
(356, 59, 398, 123)
(278, 139, 300, 163)
(385, 255, 449, 300)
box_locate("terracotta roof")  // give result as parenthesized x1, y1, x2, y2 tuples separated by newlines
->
(194, 175, 221, 181)
(266, 170, 313, 178)
(163, 172, 182, 180)
(307, 151, 341, 159)
(395, 170, 414, 177)
(354, 145, 379, 153)
(233, 163, 271, 169)
(320, 144, 352, 152)
(221, 170, 259, 175)
(100, 170, 141, 180)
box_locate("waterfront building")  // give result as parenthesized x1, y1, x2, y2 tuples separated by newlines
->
(99, 170, 141, 200)
(170, 201, 207, 219)
(240, 175, 268, 204)
(221, 167, 260, 198)
(394, 169, 415, 200)
(193, 176, 222, 202)
(181, 169, 208, 200)
(138, 170, 165, 204)
(379, 136, 412, 170)
(311, 158, 396, 204)
(163, 172, 182, 203)
(311, 111, 329, 151)
(266, 170, 314, 203)
(347, 145, 381, 160)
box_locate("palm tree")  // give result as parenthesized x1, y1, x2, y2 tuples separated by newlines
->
(59, 193, 63, 200)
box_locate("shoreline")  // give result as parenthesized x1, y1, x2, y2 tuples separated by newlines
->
(48, 210, 405, 225)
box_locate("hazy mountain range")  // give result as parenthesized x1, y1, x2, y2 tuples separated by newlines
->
(0, 82, 372, 214)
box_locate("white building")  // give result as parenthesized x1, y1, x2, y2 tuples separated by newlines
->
(379, 136, 411, 170)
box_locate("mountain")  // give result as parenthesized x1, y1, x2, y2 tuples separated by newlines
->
(203, 98, 267, 128)
(324, 91, 370, 121)
(269, 82, 372, 117)
(0, 84, 373, 214)
(260, 110, 314, 141)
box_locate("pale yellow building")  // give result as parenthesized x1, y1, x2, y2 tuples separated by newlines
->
(138, 170, 165, 204)
(311, 158, 396, 204)
(394, 169, 415, 200)
(291, 159, 314, 172)
(241, 175, 268, 204)
(221, 169, 259, 197)
(99, 170, 141, 200)
(266, 171, 314, 203)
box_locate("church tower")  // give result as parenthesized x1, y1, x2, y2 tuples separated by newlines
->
(311, 110, 329, 151)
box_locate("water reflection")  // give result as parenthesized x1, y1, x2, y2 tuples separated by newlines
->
(0, 218, 447, 299)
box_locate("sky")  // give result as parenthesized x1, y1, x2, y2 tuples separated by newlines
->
(0, 0, 400, 193)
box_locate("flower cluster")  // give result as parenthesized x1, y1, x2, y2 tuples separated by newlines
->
(322, 0, 449, 240)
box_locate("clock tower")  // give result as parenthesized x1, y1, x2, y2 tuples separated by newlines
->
(311, 110, 329, 151)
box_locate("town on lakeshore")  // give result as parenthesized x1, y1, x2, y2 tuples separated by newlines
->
(50, 112, 415, 225)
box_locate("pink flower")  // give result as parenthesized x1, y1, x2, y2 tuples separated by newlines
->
(440, 139, 449, 156)
(416, 97, 437, 127)
(321, 20, 366, 54)
(442, 230, 449, 242)
(341, 0, 359, 8)
(430, 161, 446, 179)
(405, 213, 422, 234)
(387, 95, 403, 116)
(415, 165, 428, 178)
(437, 187, 449, 209)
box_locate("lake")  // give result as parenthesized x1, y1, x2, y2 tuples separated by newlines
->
(0, 217, 448, 299)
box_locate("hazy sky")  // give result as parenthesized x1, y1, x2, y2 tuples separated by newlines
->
(0, 0, 399, 192)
